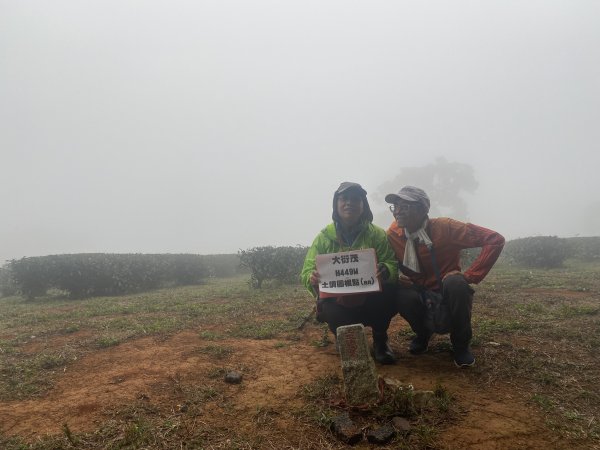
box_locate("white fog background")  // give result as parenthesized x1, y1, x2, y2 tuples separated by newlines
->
(1, 1, 599, 263)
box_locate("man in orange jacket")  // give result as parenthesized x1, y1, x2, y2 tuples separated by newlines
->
(385, 186, 505, 367)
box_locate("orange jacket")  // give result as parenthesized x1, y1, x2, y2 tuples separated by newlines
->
(387, 217, 505, 291)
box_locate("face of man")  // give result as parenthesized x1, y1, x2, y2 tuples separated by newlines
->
(336, 190, 364, 227)
(391, 199, 426, 231)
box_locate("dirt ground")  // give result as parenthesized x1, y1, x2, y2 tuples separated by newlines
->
(0, 317, 574, 450)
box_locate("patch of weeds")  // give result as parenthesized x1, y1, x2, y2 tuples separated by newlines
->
(38, 353, 67, 370)
(432, 382, 454, 413)
(311, 325, 333, 348)
(531, 393, 554, 411)
(64, 324, 80, 333)
(300, 373, 342, 403)
(206, 367, 228, 379)
(198, 344, 233, 360)
(230, 319, 291, 339)
(563, 409, 583, 421)
(273, 341, 290, 349)
(95, 336, 121, 348)
(475, 318, 525, 338)
(253, 405, 279, 425)
(0, 339, 17, 355)
(185, 385, 222, 404)
(516, 302, 545, 314)
(556, 305, 599, 319)
(199, 330, 222, 340)
(411, 423, 438, 448)
(535, 371, 558, 386)
(374, 384, 417, 418)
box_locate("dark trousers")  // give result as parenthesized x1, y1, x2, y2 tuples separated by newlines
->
(396, 274, 474, 349)
(317, 284, 396, 343)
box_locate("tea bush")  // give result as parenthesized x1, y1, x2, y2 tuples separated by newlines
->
(238, 245, 308, 288)
(504, 236, 569, 268)
(8, 254, 209, 299)
(566, 236, 600, 262)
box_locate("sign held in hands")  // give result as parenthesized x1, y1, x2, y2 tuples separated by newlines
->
(316, 248, 381, 298)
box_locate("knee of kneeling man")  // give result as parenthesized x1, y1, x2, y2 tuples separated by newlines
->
(443, 274, 472, 293)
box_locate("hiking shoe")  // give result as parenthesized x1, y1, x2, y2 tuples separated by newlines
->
(372, 341, 397, 365)
(454, 347, 475, 368)
(409, 335, 430, 355)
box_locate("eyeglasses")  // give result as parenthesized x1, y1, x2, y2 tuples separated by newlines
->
(389, 203, 412, 214)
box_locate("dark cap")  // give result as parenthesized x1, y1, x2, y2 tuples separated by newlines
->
(335, 181, 367, 196)
(332, 182, 372, 223)
(385, 186, 430, 212)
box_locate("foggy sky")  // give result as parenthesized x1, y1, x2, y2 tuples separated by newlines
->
(1, 1, 599, 264)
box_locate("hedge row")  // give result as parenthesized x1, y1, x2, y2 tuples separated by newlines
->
(238, 245, 308, 288)
(502, 235, 600, 268)
(6, 254, 211, 299)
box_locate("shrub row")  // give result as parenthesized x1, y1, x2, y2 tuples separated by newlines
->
(566, 236, 600, 262)
(238, 245, 308, 288)
(7, 254, 210, 299)
(503, 236, 569, 268)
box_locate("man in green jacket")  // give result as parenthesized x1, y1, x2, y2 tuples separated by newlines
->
(301, 182, 398, 364)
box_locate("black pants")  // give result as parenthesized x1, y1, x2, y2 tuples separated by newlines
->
(396, 274, 474, 349)
(317, 284, 396, 343)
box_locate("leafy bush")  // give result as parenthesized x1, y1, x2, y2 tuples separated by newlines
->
(504, 236, 569, 268)
(8, 254, 209, 299)
(566, 237, 600, 262)
(0, 265, 18, 297)
(238, 245, 308, 288)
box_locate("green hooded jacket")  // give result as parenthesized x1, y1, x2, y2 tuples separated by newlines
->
(300, 222, 398, 298)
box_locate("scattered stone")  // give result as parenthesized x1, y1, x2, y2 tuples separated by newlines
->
(366, 424, 395, 444)
(383, 377, 411, 390)
(178, 403, 188, 413)
(412, 390, 435, 409)
(392, 416, 411, 434)
(330, 412, 362, 445)
(224, 371, 243, 384)
(337, 324, 380, 406)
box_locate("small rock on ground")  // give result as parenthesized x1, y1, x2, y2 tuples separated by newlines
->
(224, 371, 243, 384)
(331, 412, 362, 445)
(392, 416, 411, 434)
(366, 424, 395, 444)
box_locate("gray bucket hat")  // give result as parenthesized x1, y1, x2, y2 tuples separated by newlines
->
(384, 186, 430, 212)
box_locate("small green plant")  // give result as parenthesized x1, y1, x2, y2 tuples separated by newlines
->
(96, 336, 121, 348)
(198, 344, 233, 359)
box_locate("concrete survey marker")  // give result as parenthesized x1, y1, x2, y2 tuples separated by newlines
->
(336, 324, 380, 406)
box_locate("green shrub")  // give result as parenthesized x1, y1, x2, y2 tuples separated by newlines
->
(0, 265, 18, 297)
(238, 245, 308, 288)
(504, 236, 569, 268)
(566, 236, 600, 262)
(9, 253, 209, 299)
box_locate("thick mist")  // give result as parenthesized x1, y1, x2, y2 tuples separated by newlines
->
(1, 1, 599, 263)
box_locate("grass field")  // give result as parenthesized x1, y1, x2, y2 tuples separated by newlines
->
(1, 261, 599, 449)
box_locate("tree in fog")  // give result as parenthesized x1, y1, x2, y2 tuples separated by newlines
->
(376, 157, 478, 221)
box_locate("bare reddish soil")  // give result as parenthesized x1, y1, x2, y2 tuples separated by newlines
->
(0, 318, 571, 449)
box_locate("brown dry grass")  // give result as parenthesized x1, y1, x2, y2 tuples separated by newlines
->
(1, 263, 599, 449)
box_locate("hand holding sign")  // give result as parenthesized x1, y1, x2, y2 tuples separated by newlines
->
(315, 249, 381, 298)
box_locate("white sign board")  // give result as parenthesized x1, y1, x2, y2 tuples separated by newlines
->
(315, 248, 381, 297)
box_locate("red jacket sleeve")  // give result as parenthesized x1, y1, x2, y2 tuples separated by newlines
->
(448, 221, 505, 284)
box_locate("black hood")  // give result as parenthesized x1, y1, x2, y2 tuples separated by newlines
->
(331, 182, 374, 223)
